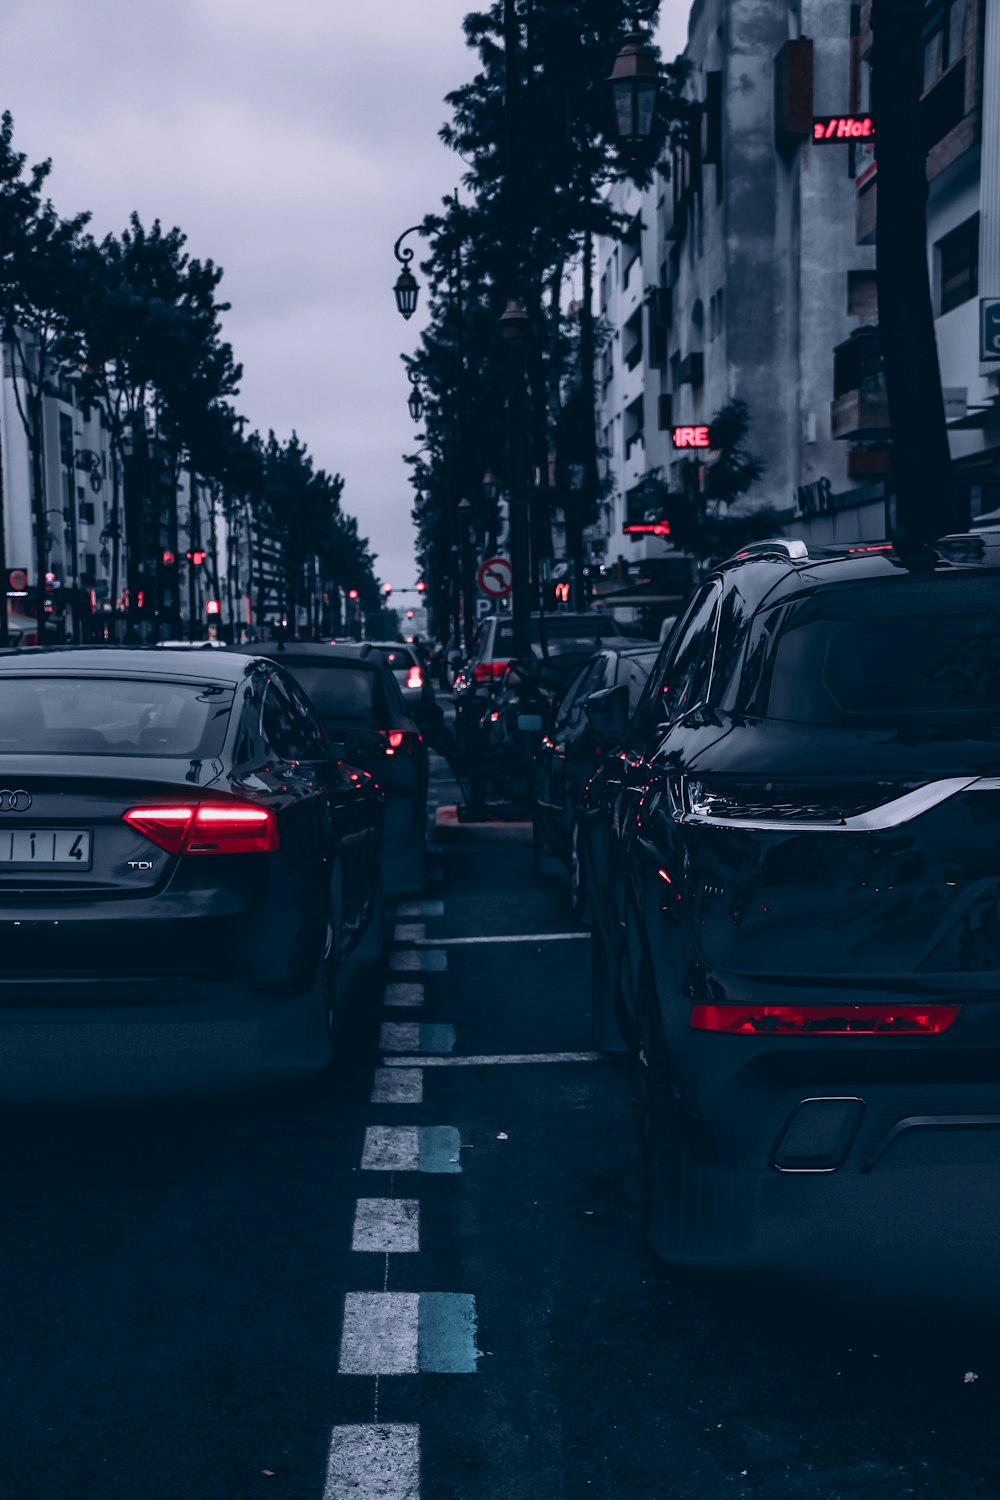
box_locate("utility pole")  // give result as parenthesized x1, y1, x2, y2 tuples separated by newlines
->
(502, 0, 531, 662)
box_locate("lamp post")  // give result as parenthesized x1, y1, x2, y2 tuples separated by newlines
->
(393, 226, 422, 320)
(608, 6, 661, 143)
(407, 369, 425, 423)
(458, 496, 476, 654)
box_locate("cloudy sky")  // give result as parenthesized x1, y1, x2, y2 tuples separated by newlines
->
(2, 0, 685, 592)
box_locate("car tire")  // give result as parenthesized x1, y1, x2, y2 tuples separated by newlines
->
(532, 809, 561, 877)
(635, 958, 686, 1264)
(569, 816, 590, 925)
(591, 906, 628, 1055)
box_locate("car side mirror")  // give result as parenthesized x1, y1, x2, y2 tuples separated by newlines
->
(584, 683, 629, 743)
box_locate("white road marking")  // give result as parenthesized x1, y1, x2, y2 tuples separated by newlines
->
(397, 900, 444, 918)
(391, 949, 448, 972)
(392, 923, 426, 944)
(371, 1068, 423, 1104)
(362, 1126, 419, 1171)
(380, 1022, 421, 1053)
(384, 982, 424, 1008)
(385, 1050, 605, 1067)
(352, 1199, 419, 1253)
(413, 932, 588, 946)
(322, 1424, 419, 1500)
(339, 1293, 419, 1374)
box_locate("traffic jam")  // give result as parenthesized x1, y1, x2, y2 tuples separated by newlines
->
(4, 531, 1000, 1499)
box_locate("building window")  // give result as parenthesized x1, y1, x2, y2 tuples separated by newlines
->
(622, 215, 642, 289)
(923, 0, 965, 91)
(938, 213, 979, 314)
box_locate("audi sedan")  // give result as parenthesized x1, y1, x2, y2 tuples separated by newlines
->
(585, 532, 1000, 1282)
(0, 649, 383, 1098)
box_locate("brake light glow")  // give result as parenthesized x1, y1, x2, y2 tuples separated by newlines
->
(387, 730, 405, 749)
(406, 665, 424, 690)
(124, 803, 279, 855)
(474, 662, 508, 683)
(690, 1003, 960, 1035)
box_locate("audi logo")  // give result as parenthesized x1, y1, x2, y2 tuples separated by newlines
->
(0, 790, 32, 813)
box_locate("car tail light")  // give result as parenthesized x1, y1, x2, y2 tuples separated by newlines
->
(124, 803, 279, 855)
(406, 665, 424, 690)
(387, 730, 405, 749)
(473, 662, 507, 684)
(690, 1003, 960, 1035)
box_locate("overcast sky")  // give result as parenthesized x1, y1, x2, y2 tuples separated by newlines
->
(1, 0, 686, 592)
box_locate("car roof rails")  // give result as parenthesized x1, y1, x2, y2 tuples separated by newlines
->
(728, 538, 808, 563)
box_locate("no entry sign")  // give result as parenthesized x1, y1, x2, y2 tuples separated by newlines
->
(477, 556, 513, 599)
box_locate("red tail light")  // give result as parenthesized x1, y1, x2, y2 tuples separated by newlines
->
(690, 1003, 960, 1035)
(124, 803, 279, 855)
(387, 730, 405, 749)
(406, 665, 423, 690)
(473, 661, 507, 684)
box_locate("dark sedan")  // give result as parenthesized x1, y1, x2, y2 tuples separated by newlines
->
(586, 533, 1000, 1282)
(534, 640, 657, 919)
(0, 648, 383, 1097)
(230, 643, 428, 897)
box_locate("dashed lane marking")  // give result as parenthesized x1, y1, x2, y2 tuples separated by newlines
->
(413, 932, 588, 946)
(397, 900, 444, 918)
(371, 1068, 423, 1104)
(390, 949, 448, 973)
(361, 1125, 462, 1173)
(339, 1293, 480, 1374)
(392, 923, 426, 944)
(379, 1022, 456, 1055)
(352, 1199, 420, 1253)
(322, 1424, 419, 1500)
(386, 1050, 605, 1067)
(383, 982, 425, 1008)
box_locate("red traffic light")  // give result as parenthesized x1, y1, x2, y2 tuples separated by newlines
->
(415, 580, 427, 593)
(383, 583, 393, 596)
(348, 588, 359, 600)
(206, 599, 221, 616)
(186, 549, 207, 566)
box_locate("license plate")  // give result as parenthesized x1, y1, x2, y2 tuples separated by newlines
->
(0, 829, 93, 870)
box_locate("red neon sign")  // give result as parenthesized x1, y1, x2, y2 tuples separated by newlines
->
(623, 522, 671, 536)
(672, 424, 711, 449)
(812, 114, 874, 142)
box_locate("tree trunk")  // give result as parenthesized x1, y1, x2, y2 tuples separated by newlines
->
(870, 0, 963, 541)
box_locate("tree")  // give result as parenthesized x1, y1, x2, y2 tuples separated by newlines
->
(870, 0, 961, 542)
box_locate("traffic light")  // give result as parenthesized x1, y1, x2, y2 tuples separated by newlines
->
(186, 549, 206, 566)
(406, 609, 414, 620)
(415, 580, 427, 593)
(206, 599, 221, 616)
(383, 583, 393, 597)
(348, 588, 359, 601)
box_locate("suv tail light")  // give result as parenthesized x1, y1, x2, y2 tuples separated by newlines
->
(473, 662, 508, 684)
(690, 1003, 960, 1035)
(381, 729, 418, 755)
(406, 665, 424, 690)
(124, 803, 279, 855)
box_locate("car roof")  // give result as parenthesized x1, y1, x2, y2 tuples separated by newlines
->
(227, 642, 386, 671)
(0, 646, 258, 682)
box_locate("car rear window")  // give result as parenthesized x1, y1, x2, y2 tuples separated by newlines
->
(280, 661, 387, 725)
(494, 616, 617, 652)
(761, 578, 1000, 727)
(370, 646, 415, 670)
(616, 650, 660, 711)
(0, 676, 233, 756)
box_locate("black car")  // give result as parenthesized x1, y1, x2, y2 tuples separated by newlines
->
(534, 640, 657, 918)
(231, 642, 428, 897)
(0, 648, 383, 1097)
(584, 533, 1000, 1275)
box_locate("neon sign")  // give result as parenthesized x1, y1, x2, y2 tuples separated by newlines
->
(623, 522, 671, 536)
(672, 424, 710, 449)
(813, 114, 874, 142)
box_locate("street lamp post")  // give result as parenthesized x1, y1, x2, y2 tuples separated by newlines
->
(393, 226, 422, 319)
(458, 496, 476, 655)
(406, 369, 425, 422)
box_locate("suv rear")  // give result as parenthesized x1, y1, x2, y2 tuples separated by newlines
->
(611, 533, 1000, 1280)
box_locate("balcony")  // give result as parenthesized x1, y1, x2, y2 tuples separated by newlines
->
(831, 388, 891, 440)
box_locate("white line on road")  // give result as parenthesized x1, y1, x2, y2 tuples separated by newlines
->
(392, 923, 426, 944)
(371, 1068, 423, 1104)
(383, 982, 425, 1008)
(339, 1293, 420, 1373)
(391, 949, 448, 972)
(385, 1050, 605, 1067)
(413, 932, 589, 946)
(323, 1424, 419, 1500)
(352, 1199, 419, 1254)
(397, 900, 444, 918)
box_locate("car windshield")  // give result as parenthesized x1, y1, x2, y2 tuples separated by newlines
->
(0, 676, 234, 756)
(280, 661, 387, 725)
(761, 578, 1000, 727)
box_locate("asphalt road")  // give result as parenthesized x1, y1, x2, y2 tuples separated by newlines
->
(3, 750, 1000, 1500)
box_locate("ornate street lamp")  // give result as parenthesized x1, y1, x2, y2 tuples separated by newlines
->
(406, 370, 425, 423)
(393, 225, 422, 320)
(608, 29, 660, 141)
